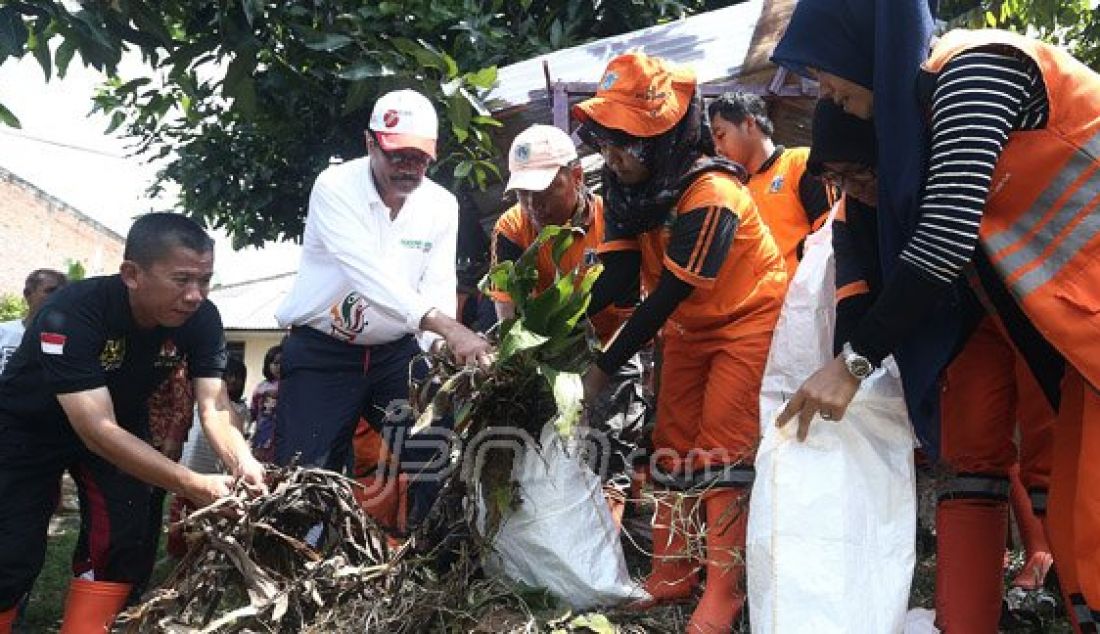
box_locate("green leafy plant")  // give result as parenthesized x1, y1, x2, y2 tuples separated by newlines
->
(413, 226, 601, 537)
(0, 294, 25, 322)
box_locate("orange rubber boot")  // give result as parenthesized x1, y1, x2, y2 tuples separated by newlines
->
(59, 578, 132, 634)
(934, 499, 1009, 633)
(0, 604, 17, 634)
(638, 490, 699, 606)
(1009, 467, 1053, 590)
(686, 487, 747, 634)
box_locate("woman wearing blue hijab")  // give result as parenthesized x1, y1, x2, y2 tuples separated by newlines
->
(771, 0, 1100, 629)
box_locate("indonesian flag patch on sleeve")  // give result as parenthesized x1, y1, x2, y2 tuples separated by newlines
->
(40, 332, 66, 355)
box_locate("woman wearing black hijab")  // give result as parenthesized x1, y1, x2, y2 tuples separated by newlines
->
(771, 1, 1100, 627)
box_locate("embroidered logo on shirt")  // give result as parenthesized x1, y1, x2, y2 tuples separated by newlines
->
(400, 238, 433, 253)
(769, 175, 785, 193)
(99, 338, 126, 371)
(40, 332, 66, 355)
(583, 248, 599, 268)
(330, 292, 370, 342)
(155, 339, 182, 368)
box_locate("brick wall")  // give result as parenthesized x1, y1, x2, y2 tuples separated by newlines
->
(0, 168, 124, 295)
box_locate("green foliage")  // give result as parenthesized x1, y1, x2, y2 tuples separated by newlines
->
(484, 229, 599, 371)
(411, 229, 601, 536)
(65, 259, 86, 281)
(938, 0, 1100, 71)
(0, 294, 25, 322)
(0, 0, 737, 248)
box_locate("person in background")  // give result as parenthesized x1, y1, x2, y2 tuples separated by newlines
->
(0, 270, 68, 633)
(249, 345, 281, 463)
(708, 92, 832, 274)
(0, 269, 67, 376)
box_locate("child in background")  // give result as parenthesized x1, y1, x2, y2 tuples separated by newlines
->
(250, 345, 281, 463)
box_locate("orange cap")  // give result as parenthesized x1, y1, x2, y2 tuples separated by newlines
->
(572, 52, 696, 138)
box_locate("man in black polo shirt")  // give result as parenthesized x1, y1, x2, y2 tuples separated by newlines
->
(0, 213, 264, 634)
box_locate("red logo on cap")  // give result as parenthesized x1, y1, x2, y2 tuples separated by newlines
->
(383, 109, 400, 128)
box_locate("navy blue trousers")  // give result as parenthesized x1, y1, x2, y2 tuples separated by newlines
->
(274, 328, 452, 522)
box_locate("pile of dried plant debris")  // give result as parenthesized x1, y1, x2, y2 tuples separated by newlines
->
(117, 227, 706, 632)
(116, 462, 729, 633)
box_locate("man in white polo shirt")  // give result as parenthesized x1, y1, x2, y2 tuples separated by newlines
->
(274, 89, 491, 526)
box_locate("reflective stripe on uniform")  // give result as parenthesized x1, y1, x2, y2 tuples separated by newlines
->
(985, 131, 1100, 298)
(937, 473, 1011, 502)
(1070, 593, 1096, 627)
(1028, 487, 1048, 515)
(693, 464, 755, 490)
(650, 463, 755, 491)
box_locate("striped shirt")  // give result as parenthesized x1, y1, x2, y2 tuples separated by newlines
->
(899, 47, 1049, 284)
(848, 46, 1051, 365)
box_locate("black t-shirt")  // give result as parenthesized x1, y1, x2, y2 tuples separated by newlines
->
(0, 275, 227, 441)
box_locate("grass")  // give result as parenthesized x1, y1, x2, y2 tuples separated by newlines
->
(17, 526, 77, 633)
(17, 496, 174, 634)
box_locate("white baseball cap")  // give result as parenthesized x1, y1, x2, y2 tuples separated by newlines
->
(505, 124, 578, 193)
(368, 89, 438, 159)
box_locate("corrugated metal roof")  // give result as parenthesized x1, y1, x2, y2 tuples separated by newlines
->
(485, 0, 766, 114)
(208, 272, 295, 331)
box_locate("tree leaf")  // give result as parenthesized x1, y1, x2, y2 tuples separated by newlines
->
(550, 229, 578, 268)
(30, 20, 51, 81)
(223, 53, 258, 115)
(472, 114, 503, 128)
(523, 278, 567, 335)
(549, 18, 563, 48)
(0, 102, 21, 129)
(104, 110, 126, 134)
(464, 66, 498, 89)
(242, 0, 264, 26)
(342, 80, 373, 115)
(499, 321, 549, 360)
(453, 160, 473, 180)
(337, 59, 389, 81)
(55, 39, 77, 79)
(539, 365, 583, 438)
(0, 7, 29, 60)
(302, 32, 353, 52)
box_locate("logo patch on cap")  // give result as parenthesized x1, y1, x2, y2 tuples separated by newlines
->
(514, 143, 531, 163)
(600, 71, 619, 91)
(383, 109, 400, 128)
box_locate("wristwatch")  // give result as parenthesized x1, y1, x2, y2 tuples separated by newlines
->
(841, 342, 875, 380)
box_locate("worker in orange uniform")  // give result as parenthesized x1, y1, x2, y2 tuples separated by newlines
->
(575, 52, 787, 632)
(810, 96, 1061, 633)
(776, 4, 1100, 622)
(708, 91, 832, 274)
(489, 124, 646, 509)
